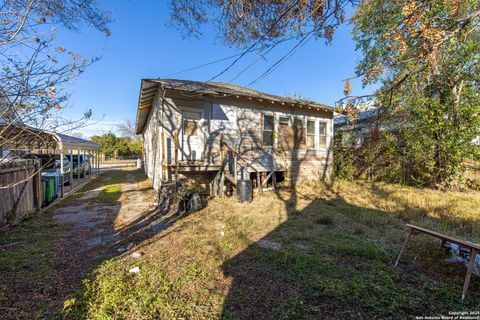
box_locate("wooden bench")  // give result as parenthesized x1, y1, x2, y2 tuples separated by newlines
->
(394, 224, 479, 300)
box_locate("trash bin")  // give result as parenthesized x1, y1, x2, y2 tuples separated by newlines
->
(43, 177, 55, 204)
(51, 172, 63, 197)
(41, 179, 47, 206)
(237, 179, 253, 203)
(136, 158, 143, 169)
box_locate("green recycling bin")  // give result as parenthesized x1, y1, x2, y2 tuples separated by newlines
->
(43, 177, 55, 205)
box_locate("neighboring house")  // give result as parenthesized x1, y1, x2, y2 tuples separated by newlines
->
(334, 102, 382, 146)
(134, 79, 335, 194)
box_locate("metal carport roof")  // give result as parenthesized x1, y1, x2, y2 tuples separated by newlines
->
(0, 124, 99, 151)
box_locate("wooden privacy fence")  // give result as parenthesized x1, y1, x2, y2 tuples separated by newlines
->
(0, 159, 41, 228)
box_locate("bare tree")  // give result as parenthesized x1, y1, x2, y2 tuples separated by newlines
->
(116, 119, 136, 140)
(169, 0, 353, 46)
(0, 0, 111, 156)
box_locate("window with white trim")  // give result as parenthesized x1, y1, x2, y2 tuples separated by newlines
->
(306, 120, 315, 149)
(319, 122, 327, 149)
(263, 114, 274, 146)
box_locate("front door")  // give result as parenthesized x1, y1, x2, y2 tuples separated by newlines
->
(181, 109, 204, 161)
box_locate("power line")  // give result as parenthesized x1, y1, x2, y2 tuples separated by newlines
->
(247, 32, 313, 87)
(246, 0, 351, 87)
(228, 36, 295, 83)
(162, 49, 258, 78)
(227, 0, 339, 86)
(162, 36, 294, 79)
(205, 0, 301, 83)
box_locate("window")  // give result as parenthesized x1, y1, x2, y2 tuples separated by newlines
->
(278, 116, 292, 149)
(319, 122, 327, 148)
(293, 117, 305, 148)
(184, 119, 198, 136)
(306, 120, 315, 148)
(263, 114, 274, 146)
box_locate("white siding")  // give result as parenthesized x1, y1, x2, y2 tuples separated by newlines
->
(141, 88, 334, 192)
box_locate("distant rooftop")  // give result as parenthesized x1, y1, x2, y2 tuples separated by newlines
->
(334, 101, 380, 126)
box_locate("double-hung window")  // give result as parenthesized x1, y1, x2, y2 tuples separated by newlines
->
(306, 120, 315, 149)
(319, 122, 327, 149)
(263, 114, 274, 146)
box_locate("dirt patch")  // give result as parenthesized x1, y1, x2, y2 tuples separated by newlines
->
(256, 239, 282, 250)
(80, 187, 104, 200)
(114, 173, 153, 227)
(0, 168, 158, 319)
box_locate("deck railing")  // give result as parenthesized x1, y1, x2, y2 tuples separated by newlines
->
(219, 134, 263, 195)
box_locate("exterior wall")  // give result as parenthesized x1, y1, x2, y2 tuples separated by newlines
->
(142, 91, 167, 192)
(205, 98, 334, 182)
(142, 88, 334, 192)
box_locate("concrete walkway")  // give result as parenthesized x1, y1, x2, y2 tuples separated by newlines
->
(52, 169, 155, 249)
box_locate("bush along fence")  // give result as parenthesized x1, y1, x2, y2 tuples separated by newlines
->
(0, 159, 41, 228)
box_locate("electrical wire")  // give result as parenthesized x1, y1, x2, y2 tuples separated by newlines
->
(205, 0, 301, 83)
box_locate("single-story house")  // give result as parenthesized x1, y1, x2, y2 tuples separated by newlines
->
(134, 79, 334, 195)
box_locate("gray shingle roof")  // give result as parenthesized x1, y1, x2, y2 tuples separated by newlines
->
(135, 78, 334, 134)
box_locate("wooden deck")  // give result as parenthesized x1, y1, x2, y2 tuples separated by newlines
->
(166, 162, 222, 172)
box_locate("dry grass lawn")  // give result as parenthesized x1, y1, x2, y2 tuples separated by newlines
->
(69, 178, 480, 319)
(1, 170, 479, 319)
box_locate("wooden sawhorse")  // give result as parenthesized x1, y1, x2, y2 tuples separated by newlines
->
(394, 224, 479, 300)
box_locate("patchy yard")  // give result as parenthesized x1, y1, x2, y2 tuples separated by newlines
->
(0, 168, 156, 319)
(1, 171, 479, 319)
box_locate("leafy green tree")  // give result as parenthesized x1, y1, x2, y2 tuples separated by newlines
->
(115, 137, 131, 157)
(343, 0, 480, 188)
(91, 132, 118, 158)
(128, 139, 142, 156)
(91, 132, 142, 158)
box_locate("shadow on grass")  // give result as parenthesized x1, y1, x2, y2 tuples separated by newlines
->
(0, 168, 197, 320)
(220, 186, 480, 319)
(2, 168, 479, 319)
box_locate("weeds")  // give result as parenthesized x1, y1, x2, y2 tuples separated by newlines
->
(2, 174, 480, 319)
(0, 215, 64, 319)
(315, 214, 334, 225)
(73, 178, 480, 318)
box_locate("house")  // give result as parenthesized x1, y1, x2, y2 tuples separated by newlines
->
(334, 102, 383, 146)
(134, 79, 335, 195)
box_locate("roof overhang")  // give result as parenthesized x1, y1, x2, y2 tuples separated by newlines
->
(134, 79, 335, 135)
(134, 79, 158, 135)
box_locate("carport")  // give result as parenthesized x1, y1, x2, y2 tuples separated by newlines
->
(0, 124, 100, 197)
(55, 133, 100, 196)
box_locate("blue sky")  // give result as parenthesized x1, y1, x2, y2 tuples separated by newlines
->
(56, 0, 372, 137)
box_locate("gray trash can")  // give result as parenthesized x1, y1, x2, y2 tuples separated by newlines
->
(237, 179, 253, 203)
